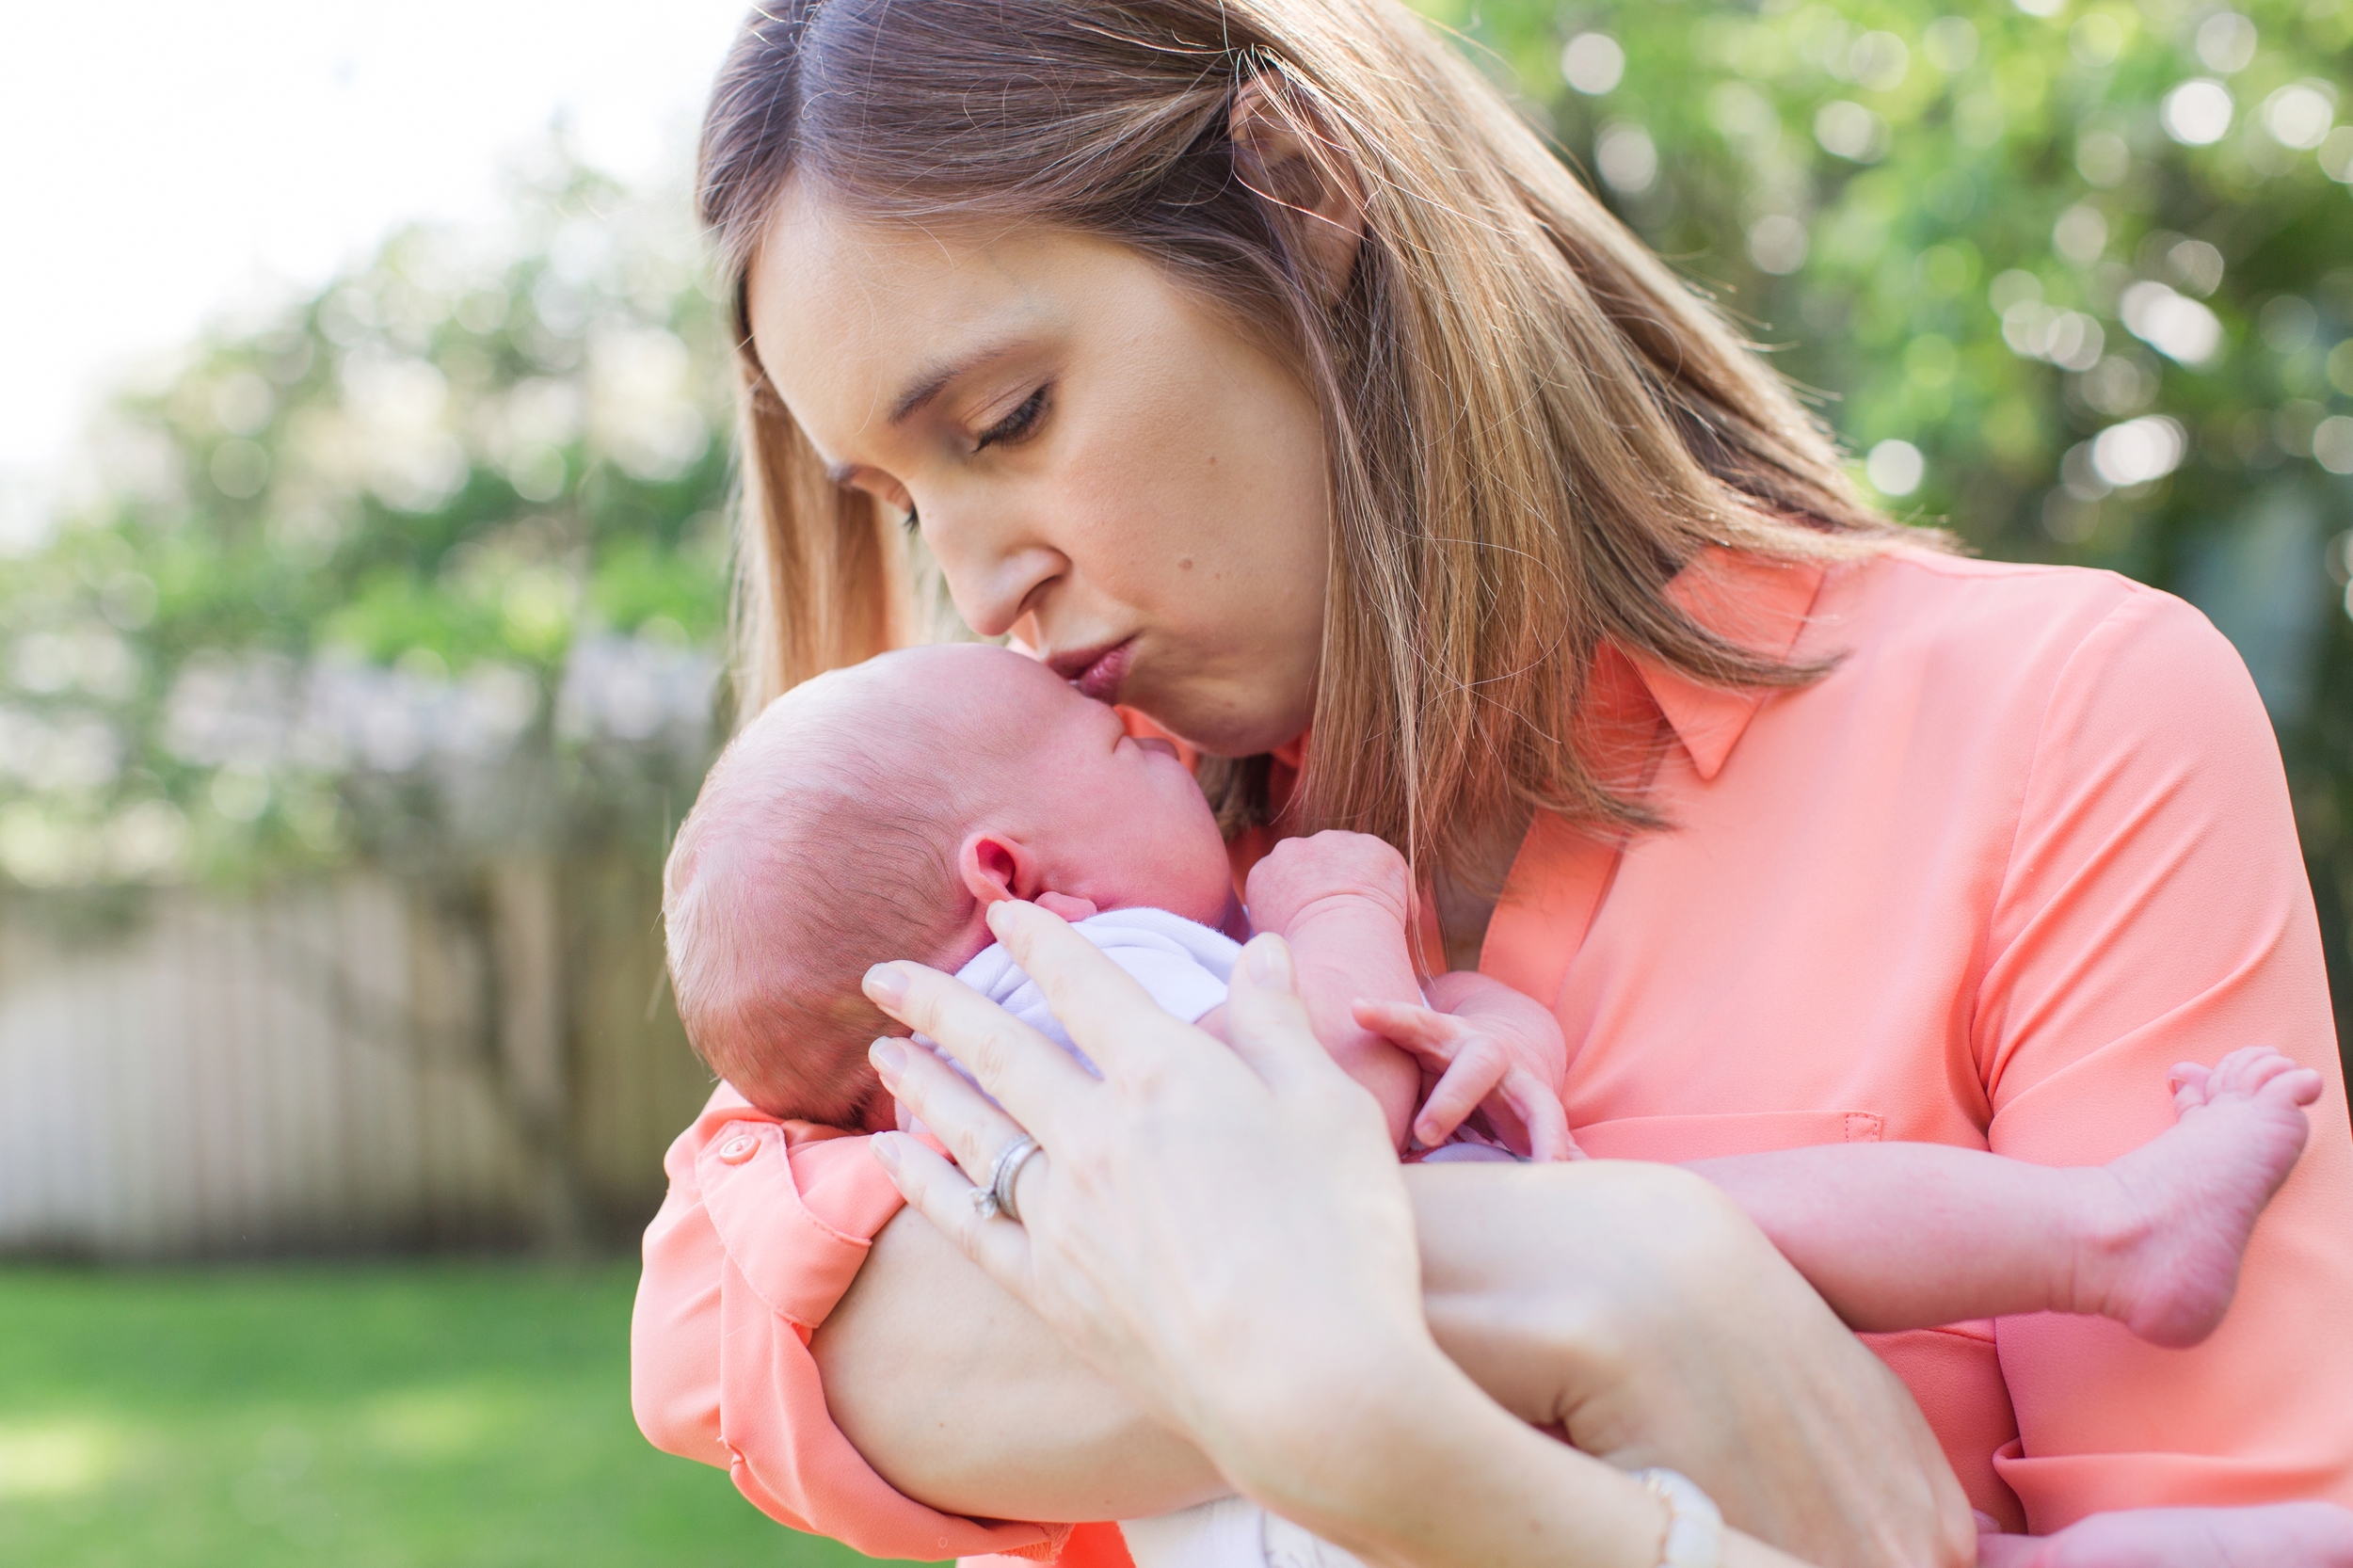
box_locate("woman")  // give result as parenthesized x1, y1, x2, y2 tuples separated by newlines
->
(631, 0, 2353, 1560)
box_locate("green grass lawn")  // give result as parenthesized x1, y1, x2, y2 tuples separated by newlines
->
(0, 1261, 920, 1567)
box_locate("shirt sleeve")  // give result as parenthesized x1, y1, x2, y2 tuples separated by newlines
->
(630, 1086, 1072, 1562)
(1973, 584, 2353, 1530)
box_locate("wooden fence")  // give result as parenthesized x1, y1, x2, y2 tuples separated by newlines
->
(0, 858, 715, 1259)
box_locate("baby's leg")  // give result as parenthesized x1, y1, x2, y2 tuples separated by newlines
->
(1685, 1047, 2321, 1345)
(1975, 1500, 2353, 1568)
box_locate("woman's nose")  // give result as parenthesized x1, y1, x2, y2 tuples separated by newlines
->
(930, 515, 1064, 639)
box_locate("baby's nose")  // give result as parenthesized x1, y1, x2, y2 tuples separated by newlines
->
(1135, 737, 1179, 759)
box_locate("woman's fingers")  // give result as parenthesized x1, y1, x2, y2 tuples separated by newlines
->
(861, 956, 1096, 1133)
(983, 901, 1193, 1077)
(871, 1034, 1032, 1188)
(1412, 1038, 1508, 1148)
(870, 1129, 1036, 1289)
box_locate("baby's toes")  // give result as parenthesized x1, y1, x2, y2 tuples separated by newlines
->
(2264, 1065, 2327, 1110)
(2212, 1046, 2300, 1099)
(2199, 1046, 2272, 1097)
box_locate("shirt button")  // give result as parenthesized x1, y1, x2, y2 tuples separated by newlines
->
(717, 1134, 760, 1165)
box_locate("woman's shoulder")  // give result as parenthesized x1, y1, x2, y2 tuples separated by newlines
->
(1820, 541, 2245, 706)
(1850, 538, 2175, 625)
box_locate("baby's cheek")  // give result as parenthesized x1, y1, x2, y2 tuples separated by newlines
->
(1169, 836, 1240, 929)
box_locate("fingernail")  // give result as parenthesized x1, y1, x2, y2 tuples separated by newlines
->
(869, 1132, 903, 1172)
(1244, 935, 1292, 986)
(984, 900, 1020, 935)
(863, 964, 908, 1007)
(870, 1037, 906, 1080)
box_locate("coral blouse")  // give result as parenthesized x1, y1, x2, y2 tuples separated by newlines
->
(632, 546, 2353, 1564)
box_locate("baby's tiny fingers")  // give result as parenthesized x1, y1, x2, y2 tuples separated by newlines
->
(1352, 998, 1471, 1064)
(1502, 1069, 1579, 1162)
(1413, 1040, 1507, 1148)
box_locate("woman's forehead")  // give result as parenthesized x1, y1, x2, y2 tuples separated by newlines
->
(745, 190, 1084, 448)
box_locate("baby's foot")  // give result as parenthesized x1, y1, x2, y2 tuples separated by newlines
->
(2092, 1046, 2323, 1348)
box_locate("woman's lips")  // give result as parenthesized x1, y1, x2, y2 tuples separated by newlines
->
(1051, 638, 1136, 704)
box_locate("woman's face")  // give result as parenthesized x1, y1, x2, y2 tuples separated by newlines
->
(744, 184, 1331, 758)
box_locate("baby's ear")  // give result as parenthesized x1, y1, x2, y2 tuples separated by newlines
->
(1034, 891, 1101, 922)
(958, 830, 1043, 905)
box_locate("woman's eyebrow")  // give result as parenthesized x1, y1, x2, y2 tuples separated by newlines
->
(888, 343, 1017, 424)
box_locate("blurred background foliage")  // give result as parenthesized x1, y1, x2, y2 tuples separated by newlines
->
(1437, 0, 2353, 1056)
(0, 152, 733, 899)
(1, 0, 2349, 1016)
(3, 4, 2348, 1561)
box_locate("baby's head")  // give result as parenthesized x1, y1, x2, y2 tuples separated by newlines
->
(664, 644, 1232, 1124)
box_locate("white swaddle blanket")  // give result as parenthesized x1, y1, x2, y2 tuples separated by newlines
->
(952, 906, 1241, 1068)
(947, 908, 1371, 1568)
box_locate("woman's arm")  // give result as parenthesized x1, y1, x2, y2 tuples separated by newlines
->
(636, 938, 1964, 1561)
(813, 1200, 1227, 1521)
(1966, 587, 2353, 1525)
(856, 907, 1976, 1567)
(823, 1159, 1971, 1564)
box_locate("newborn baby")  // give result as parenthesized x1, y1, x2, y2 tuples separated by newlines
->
(660, 643, 2333, 1568)
(664, 641, 1561, 1163)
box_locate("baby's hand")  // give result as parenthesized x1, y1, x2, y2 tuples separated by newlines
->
(1353, 972, 1577, 1160)
(1243, 830, 1413, 934)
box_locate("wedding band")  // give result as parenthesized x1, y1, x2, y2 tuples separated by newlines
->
(978, 1132, 1042, 1224)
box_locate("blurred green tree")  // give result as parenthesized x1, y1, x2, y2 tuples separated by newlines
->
(5, 0, 2350, 1068)
(1436, 0, 2353, 1059)
(0, 150, 734, 891)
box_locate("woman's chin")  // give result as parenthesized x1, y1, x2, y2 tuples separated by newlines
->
(1152, 710, 1304, 761)
(1130, 678, 1312, 761)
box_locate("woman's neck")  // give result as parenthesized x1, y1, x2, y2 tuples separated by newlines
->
(1428, 802, 1535, 971)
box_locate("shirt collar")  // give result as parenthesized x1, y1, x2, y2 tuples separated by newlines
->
(1626, 548, 1828, 781)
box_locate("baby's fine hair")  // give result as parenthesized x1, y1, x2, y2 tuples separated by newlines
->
(664, 651, 1015, 1123)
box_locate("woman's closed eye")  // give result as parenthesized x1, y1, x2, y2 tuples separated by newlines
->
(975, 385, 1049, 452)
(890, 385, 1052, 532)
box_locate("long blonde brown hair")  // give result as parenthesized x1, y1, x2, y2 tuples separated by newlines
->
(697, 0, 1900, 882)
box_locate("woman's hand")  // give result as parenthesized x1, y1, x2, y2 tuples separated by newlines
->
(858, 903, 1756, 1568)
(859, 900, 1971, 1568)
(1412, 1161, 1978, 1568)
(859, 901, 1433, 1502)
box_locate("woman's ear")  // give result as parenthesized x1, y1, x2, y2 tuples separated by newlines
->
(959, 831, 1042, 906)
(1228, 75, 1366, 306)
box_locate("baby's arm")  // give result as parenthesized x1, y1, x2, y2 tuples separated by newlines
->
(1689, 1047, 2322, 1347)
(1234, 832, 1427, 1149)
